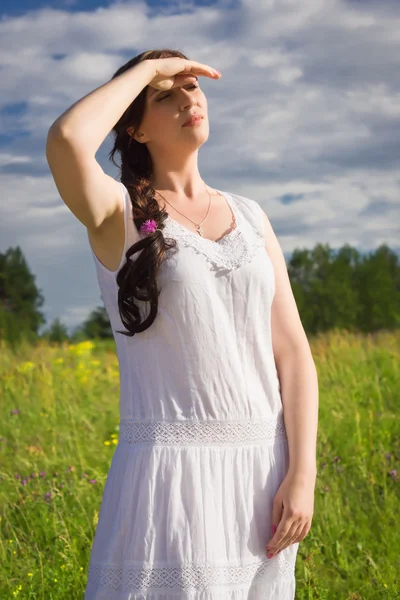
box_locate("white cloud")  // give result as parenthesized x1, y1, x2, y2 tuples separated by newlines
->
(0, 0, 399, 331)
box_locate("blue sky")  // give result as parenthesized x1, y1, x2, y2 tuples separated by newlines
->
(1, 0, 399, 334)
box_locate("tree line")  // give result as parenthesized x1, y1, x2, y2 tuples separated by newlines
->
(0, 243, 399, 347)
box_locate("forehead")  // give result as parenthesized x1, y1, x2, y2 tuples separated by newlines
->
(147, 74, 199, 99)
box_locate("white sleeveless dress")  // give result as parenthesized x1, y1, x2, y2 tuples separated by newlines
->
(84, 181, 299, 599)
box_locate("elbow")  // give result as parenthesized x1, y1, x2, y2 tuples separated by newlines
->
(47, 122, 69, 142)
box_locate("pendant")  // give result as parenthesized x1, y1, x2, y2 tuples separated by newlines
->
(195, 224, 204, 236)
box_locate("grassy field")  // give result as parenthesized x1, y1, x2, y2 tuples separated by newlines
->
(0, 329, 399, 599)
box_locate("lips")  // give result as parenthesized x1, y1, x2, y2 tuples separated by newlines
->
(182, 115, 203, 126)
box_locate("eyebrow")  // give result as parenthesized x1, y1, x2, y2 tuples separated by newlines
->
(149, 76, 198, 99)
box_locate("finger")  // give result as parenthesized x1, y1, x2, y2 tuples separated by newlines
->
(273, 522, 306, 555)
(266, 521, 297, 554)
(296, 520, 311, 542)
(183, 61, 220, 78)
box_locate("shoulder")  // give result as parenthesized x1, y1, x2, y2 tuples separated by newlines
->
(224, 190, 276, 243)
(225, 190, 263, 215)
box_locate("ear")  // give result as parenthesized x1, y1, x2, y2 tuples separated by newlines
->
(127, 127, 146, 143)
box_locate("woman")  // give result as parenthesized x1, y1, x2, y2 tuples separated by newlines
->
(46, 48, 319, 599)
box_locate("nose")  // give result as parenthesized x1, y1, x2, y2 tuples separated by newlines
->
(179, 88, 197, 109)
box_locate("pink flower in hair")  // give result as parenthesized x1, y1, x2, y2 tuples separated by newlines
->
(140, 219, 158, 235)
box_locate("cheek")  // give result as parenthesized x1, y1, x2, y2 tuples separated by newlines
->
(148, 109, 172, 131)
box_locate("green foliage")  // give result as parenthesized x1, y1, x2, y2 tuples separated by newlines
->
(2, 243, 399, 350)
(71, 305, 113, 341)
(41, 318, 70, 344)
(0, 332, 399, 598)
(288, 243, 400, 335)
(0, 247, 46, 346)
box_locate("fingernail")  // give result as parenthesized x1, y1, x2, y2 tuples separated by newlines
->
(267, 552, 274, 559)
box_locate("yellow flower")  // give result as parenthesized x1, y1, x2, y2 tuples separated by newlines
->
(93, 509, 99, 527)
(112, 439, 118, 444)
(19, 361, 35, 373)
(27, 573, 33, 577)
(104, 440, 111, 446)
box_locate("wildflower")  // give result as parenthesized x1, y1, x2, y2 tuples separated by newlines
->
(44, 491, 52, 501)
(89, 479, 97, 484)
(19, 361, 35, 372)
(140, 219, 158, 235)
(11, 409, 20, 415)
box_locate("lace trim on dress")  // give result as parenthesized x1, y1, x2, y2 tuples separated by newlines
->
(162, 192, 266, 271)
(119, 414, 287, 447)
(86, 555, 295, 595)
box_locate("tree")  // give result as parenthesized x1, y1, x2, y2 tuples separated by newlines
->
(0, 246, 46, 344)
(71, 304, 113, 340)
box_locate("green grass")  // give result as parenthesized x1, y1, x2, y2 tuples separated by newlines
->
(0, 330, 399, 599)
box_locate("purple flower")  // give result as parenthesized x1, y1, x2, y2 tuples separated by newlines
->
(44, 491, 52, 501)
(15, 474, 21, 480)
(89, 479, 97, 484)
(21, 479, 28, 486)
(10, 409, 20, 415)
(140, 219, 158, 235)
(39, 471, 46, 478)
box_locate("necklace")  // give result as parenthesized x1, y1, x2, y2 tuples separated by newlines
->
(154, 180, 212, 237)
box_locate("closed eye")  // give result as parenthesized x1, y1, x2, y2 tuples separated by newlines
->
(157, 84, 199, 102)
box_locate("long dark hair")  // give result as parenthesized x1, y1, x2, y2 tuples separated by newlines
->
(109, 49, 188, 337)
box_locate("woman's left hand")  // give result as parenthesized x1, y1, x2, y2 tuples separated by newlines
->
(265, 470, 316, 557)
